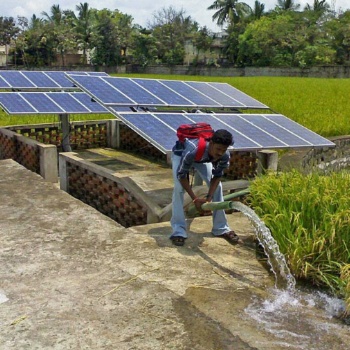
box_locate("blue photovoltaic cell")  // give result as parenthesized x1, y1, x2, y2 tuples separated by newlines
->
(262, 114, 335, 147)
(132, 79, 194, 106)
(117, 113, 177, 151)
(209, 114, 287, 148)
(73, 93, 109, 113)
(186, 81, 245, 108)
(160, 80, 221, 107)
(21, 93, 64, 113)
(239, 114, 312, 147)
(47, 93, 89, 113)
(183, 113, 262, 149)
(0, 71, 35, 88)
(113, 112, 335, 152)
(0, 76, 10, 88)
(22, 71, 60, 88)
(151, 113, 194, 129)
(45, 71, 76, 88)
(0, 92, 109, 114)
(69, 75, 134, 105)
(209, 83, 268, 108)
(0, 93, 37, 114)
(104, 78, 166, 106)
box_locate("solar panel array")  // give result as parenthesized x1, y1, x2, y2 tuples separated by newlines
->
(0, 92, 109, 114)
(68, 75, 268, 109)
(0, 71, 108, 90)
(111, 110, 335, 152)
(0, 71, 334, 152)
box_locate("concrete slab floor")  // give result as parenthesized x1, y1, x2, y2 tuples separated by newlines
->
(1, 159, 349, 350)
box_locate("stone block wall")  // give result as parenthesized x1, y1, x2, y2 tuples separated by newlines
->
(0, 128, 57, 182)
(303, 136, 350, 172)
(10, 120, 109, 151)
(59, 152, 161, 227)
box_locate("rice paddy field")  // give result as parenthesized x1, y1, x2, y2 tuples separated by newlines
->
(1, 73, 350, 318)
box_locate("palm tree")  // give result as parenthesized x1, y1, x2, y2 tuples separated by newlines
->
(276, 0, 301, 11)
(304, 0, 330, 12)
(74, 2, 95, 64)
(251, 1, 265, 19)
(208, 0, 251, 26)
(41, 4, 63, 26)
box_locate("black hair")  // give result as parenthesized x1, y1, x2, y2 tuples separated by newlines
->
(211, 129, 234, 146)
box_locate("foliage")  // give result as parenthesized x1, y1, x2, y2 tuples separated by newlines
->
(149, 6, 199, 65)
(0, 16, 19, 45)
(248, 171, 350, 310)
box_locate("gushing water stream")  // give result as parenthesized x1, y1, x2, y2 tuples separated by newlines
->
(230, 201, 349, 349)
(230, 201, 296, 291)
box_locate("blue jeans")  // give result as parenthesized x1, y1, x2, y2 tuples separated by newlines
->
(170, 153, 231, 239)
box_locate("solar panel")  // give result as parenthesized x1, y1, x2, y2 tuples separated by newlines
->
(132, 78, 194, 106)
(110, 110, 334, 153)
(68, 75, 269, 109)
(0, 92, 109, 114)
(69, 75, 135, 104)
(209, 83, 267, 109)
(22, 71, 60, 88)
(0, 71, 110, 90)
(104, 77, 165, 105)
(0, 71, 35, 88)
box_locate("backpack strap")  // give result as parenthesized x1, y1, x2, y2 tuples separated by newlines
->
(195, 137, 207, 162)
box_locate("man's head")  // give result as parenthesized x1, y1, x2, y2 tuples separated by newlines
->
(208, 129, 234, 160)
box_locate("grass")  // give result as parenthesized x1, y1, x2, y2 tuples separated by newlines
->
(248, 171, 350, 316)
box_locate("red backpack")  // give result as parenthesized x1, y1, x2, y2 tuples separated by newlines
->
(176, 122, 214, 161)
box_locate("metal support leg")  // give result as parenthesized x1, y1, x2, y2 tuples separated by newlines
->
(59, 113, 72, 152)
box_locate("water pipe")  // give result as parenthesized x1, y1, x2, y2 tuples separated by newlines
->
(223, 188, 250, 201)
(187, 188, 250, 216)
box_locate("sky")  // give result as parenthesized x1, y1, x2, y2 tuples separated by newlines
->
(1, 0, 349, 32)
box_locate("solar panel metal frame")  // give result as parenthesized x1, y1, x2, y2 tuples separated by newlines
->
(0, 92, 109, 115)
(110, 109, 335, 153)
(68, 75, 270, 109)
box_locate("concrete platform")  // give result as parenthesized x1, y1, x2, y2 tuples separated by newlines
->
(1, 159, 349, 350)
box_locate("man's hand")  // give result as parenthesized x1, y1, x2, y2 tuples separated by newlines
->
(193, 197, 207, 212)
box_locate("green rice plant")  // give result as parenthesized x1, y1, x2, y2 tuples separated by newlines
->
(341, 264, 350, 316)
(248, 170, 350, 309)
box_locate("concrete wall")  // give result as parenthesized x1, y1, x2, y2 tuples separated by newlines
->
(303, 136, 350, 172)
(0, 128, 58, 182)
(127, 65, 350, 79)
(59, 152, 162, 227)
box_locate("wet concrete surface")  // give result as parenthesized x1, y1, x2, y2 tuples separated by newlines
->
(1, 158, 350, 350)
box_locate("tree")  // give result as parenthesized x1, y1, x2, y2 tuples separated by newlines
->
(304, 0, 330, 13)
(149, 6, 198, 65)
(0, 17, 20, 46)
(276, 0, 301, 11)
(73, 2, 95, 64)
(129, 28, 158, 66)
(41, 4, 76, 66)
(90, 9, 134, 66)
(249, 1, 266, 20)
(237, 12, 335, 67)
(192, 26, 214, 64)
(207, 0, 251, 26)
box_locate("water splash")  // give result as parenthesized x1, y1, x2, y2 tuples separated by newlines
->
(231, 201, 296, 291)
(245, 288, 348, 350)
